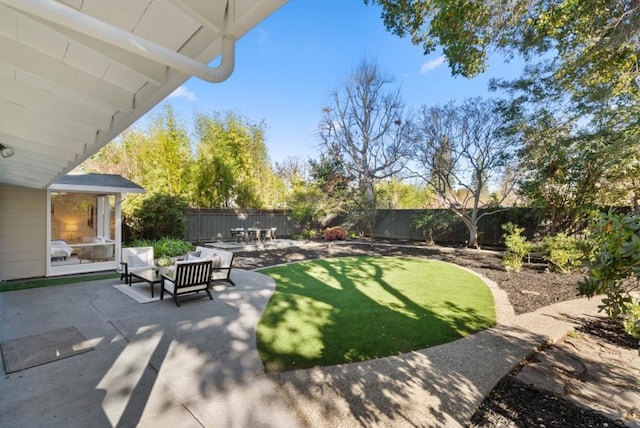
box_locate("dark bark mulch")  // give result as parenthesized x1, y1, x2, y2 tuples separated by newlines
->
(234, 239, 637, 427)
(468, 375, 627, 428)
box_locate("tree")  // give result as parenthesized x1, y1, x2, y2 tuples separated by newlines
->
(192, 112, 272, 208)
(85, 104, 192, 199)
(494, 69, 640, 234)
(83, 129, 148, 185)
(318, 58, 412, 238)
(365, 0, 640, 88)
(411, 98, 517, 248)
(139, 104, 192, 197)
(376, 179, 433, 209)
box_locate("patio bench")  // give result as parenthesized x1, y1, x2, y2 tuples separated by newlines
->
(161, 259, 213, 307)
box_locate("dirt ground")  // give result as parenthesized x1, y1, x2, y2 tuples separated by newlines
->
(234, 238, 640, 427)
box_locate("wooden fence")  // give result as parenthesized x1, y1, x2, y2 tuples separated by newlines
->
(185, 209, 298, 244)
(185, 207, 538, 247)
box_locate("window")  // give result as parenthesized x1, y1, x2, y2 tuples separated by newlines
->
(50, 192, 116, 268)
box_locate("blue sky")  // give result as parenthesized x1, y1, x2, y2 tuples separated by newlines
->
(139, 0, 526, 164)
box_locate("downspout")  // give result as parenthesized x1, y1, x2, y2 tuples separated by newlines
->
(1, 0, 236, 83)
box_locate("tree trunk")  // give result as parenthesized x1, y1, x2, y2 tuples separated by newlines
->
(468, 224, 479, 249)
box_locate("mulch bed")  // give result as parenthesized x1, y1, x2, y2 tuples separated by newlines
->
(234, 238, 636, 427)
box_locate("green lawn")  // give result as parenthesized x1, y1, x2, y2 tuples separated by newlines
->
(257, 256, 496, 371)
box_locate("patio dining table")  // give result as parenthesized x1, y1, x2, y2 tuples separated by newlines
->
(232, 227, 277, 242)
(245, 228, 260, 241)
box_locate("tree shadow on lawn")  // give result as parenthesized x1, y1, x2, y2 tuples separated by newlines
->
(257, 256, 496, 372)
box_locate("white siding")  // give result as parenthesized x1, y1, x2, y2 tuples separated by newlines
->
(0, 184, 46, 280)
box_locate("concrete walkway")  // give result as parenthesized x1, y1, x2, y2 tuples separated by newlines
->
(0, 268, 604, 427)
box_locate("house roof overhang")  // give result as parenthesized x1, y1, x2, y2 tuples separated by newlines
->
(49, 173, 145, 194)
(0, 0, 287, 190)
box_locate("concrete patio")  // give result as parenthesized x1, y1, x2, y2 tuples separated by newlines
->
(0, 267, 607, 427)
(0, 270, 298, 427)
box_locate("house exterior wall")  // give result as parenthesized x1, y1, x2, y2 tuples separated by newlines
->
(0, 184, 47, 281)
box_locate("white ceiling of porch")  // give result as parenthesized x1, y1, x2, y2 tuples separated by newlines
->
(0, 0, 287, 189)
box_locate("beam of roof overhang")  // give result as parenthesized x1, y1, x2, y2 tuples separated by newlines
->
(0, 0, 237, 83)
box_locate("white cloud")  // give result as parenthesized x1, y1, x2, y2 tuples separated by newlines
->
(168, 85, 197, 102)
(420, 56, 446, 75)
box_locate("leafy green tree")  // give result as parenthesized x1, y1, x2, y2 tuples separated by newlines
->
(308, 150, 354, 215)
(512, 109, 603, 235)
(83, 128, 148, 185)
(377, 179, 433, 209)
(411, 98, 518, 248)
(367, 2, 640, 222)
(496, 69, 640, 233)
(139, 104, 192, 197)
(192, 112, 272, 208)
(84, 104, 192, 199)
(273, 156, 308, 209)
(365, 0, 639, 89)
(318, 58, 412, 239)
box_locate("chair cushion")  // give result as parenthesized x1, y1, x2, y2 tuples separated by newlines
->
(163, 281, 206, 294)
(210, 254, 222, 268)
(122, 247, 154, 268)
(186, 253, 222, 268)
(128, 254, 148, 267)
(195, 246, 232, 268)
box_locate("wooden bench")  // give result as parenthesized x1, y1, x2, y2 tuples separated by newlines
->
(160, 259, 213, 307)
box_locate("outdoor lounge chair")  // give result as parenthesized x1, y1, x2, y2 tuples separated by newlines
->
(161, 259, 213, 307)
(194, 245, 235, 286)
(119, 246, 155, 284)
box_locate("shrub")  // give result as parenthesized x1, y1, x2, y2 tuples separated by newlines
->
(411, 211, 449, 245)
(623, 303, 640, 342)
(129, 237, 194, 258)
(123, 193, 189, 241)
(501, 222, 532, 273)
(324, 226, 348, 241)
(579, 211, 640, 350)
(535, 233, 584, 273)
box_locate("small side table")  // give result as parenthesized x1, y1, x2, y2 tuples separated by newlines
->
(129, 268, 162, 298)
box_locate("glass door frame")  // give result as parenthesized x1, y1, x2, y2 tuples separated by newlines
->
(47, 190, 122, 277)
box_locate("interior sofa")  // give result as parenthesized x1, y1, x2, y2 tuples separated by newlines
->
(77, 237, 114, 262)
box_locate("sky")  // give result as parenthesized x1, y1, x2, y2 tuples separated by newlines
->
(138, 0, 527, 165)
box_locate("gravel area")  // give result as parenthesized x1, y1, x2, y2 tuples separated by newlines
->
(233, 238, 639, 427)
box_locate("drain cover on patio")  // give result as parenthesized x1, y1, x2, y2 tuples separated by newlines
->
(1, 326, 94, 374)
